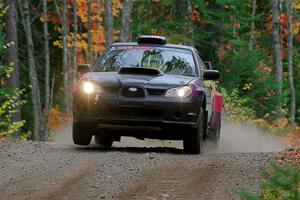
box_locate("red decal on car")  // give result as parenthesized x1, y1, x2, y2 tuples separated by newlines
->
(114, 46, 155, 50)
(213, 92, 224, 113)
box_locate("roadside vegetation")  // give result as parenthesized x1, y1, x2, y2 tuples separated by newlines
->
(0, 2, 26, 139)
(239, 147, 300, 200)
(239, 164, 300, 200)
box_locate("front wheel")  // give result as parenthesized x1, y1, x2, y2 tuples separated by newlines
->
(73, 122, 92, 145)
(183, 109, 204, 154)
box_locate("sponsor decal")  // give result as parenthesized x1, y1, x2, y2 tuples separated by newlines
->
(111, 46, 155, 50)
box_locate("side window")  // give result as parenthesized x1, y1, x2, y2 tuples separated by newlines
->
(195, 53, 205, 76)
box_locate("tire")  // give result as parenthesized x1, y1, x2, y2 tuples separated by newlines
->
(95, 135, 113, 148)
(73, 122, 92, 145)
(183, 108, 204, 154)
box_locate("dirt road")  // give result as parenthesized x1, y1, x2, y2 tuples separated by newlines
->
(0, 120, 286, 200)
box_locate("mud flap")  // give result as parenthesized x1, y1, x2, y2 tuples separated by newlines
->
(208, 92, 224, 131)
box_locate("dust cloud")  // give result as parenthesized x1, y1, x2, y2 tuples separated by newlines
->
(50, 122, 74, 145)
(51, 119, 287, 154)
(204, 119, 286, 154)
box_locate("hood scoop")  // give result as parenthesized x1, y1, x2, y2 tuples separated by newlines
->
(118, 67, 163, 76)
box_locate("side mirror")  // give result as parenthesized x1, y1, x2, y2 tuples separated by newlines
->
(204, 61, 213, 70)
(203, 70, 220, 81)
(78, 64, 91, 74)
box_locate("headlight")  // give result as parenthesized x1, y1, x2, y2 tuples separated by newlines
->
(165, 86, 193, 98)
(82, 81, 101, 94)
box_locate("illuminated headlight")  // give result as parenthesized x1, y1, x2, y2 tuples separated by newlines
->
(165, 86, 193, 98)
(82, 81, 101, 94)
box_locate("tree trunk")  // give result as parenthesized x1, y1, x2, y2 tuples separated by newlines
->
(137, 5, 141, 35)
(272, 0, 283, 116)
(87, 0, 92, 64)
(120, 0, 132, 42)
(96, 0, 102, 59)
(19, 0, 42, 141)
(250, 0, 257, 50)
(187, 1, 194, 46)
(287, 0, 296, 125)
(50, 74, 56, 116)
(42, 0, 50, 141)
(62, 0, 70, 112)
(5, 0, 21, 133)
(231, 9, 237, 38)
(73, 0, 78, 84)
(104, 0, 113, 47)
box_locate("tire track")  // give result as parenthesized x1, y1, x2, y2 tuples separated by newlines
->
(118, 158, 225, 200)
(35, 161, 96, 200)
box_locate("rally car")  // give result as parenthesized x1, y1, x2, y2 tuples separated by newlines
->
(72, 35, 222, 154)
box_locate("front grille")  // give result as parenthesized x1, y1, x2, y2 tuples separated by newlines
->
(147, 89, 166, 96)
(121, 87, 145, 98)
(102, 85, 119, 94)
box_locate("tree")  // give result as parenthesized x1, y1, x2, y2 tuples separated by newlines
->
(187, 1, 194, 46)
(104, 0, 113, 47)
(272, 0, 283, 116)
(95, 0, 103, 58)
(287, 0, 296, 125)
(120, 0, 132, 42)
(73, 0, 78, 84)
(62, 0, 70, 112)
(18, 0, 42, 140)
(5, 0, 19, 89)
(87, 0, 92, 64)
(5, 0, 20, 132)
(249, 0, 257, 50)
(42, 0, 50, 141)
(0, 1, 25, 137)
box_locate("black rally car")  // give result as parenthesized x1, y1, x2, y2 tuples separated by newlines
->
(73, 35, 221, 154)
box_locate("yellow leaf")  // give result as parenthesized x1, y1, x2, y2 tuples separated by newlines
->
(296, 1, 300, 10)
(40, 16, 45, 22)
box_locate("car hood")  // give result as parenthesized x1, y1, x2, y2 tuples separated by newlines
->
(83, 72, 196, 89)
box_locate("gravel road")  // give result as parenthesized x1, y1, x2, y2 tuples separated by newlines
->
(0, 120, 286, 200)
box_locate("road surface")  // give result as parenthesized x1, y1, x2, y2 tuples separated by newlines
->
(0, 120, 286, 200)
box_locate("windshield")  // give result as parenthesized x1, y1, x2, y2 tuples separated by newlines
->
(96, 46, 197, 77)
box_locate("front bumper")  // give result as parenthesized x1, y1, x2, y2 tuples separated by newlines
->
(73, 92, 202, 129)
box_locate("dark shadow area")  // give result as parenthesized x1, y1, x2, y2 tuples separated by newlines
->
(53, 119, 286, 155)
(75, 145, 185, 154)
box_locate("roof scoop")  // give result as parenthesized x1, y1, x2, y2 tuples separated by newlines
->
(137, 35, 167, 45)
(118, 67, 163, 76)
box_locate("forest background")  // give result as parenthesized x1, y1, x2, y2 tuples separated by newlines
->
(0, 0, 300, 141)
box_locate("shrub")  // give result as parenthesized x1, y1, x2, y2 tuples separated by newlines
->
(0, 65, 26, 137)
(239, 164, 300, 200)
(0, 2, 26, 137)
(221, 87, 255, 122)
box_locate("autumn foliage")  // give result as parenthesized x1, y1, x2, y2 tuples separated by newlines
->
(48, 0, 122, 64)
(48, 108, 72, 131)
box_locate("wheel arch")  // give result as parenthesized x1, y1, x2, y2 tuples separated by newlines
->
(202, 94, 207, 112)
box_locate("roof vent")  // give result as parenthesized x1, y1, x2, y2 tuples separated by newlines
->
(137, 35, 167, 45)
